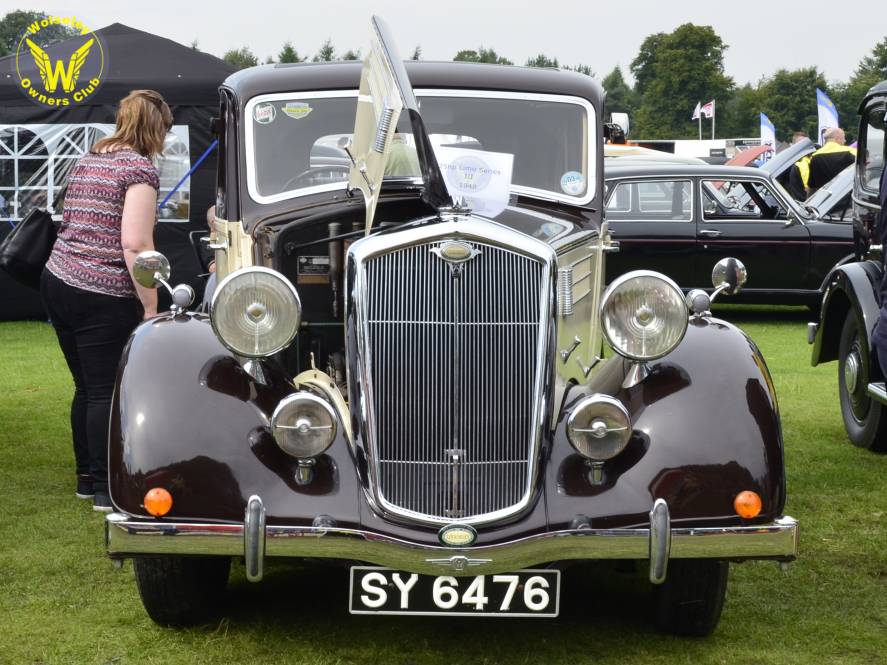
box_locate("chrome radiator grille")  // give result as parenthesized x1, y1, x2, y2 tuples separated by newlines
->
(361, 239, 546, 522)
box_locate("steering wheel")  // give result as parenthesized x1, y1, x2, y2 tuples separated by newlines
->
(282, 165, 350, 191)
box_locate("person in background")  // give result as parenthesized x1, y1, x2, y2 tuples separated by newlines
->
(787, 154, 812, 201)
(784, 131, 814, 200)
(807, 127, 856, 194)
(40, 89, 172, 512)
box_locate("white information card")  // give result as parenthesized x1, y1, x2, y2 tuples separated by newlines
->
(434, 146, 514, 217)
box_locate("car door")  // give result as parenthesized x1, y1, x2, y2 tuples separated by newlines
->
(695, 176, 813, 295)
(604, 178, 696, 285)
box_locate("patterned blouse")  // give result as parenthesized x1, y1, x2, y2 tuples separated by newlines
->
(46, 149, 159, 298)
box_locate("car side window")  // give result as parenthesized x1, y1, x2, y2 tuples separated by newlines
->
(701, 179, 788, 221)
(606, 180, 691, 221)
(859, 105, 885, 194)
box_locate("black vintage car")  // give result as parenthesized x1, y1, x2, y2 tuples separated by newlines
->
(809, 80, 887, 451)
(105, 18, 798, 635)
(604, 163, 854, 303)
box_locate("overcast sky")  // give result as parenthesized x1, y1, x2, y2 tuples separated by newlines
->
(9, 0, 885, 85)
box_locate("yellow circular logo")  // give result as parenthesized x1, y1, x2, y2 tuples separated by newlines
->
(14, 16, 106, 108)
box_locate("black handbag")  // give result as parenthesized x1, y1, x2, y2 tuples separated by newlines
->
(0, 187, 66, 290)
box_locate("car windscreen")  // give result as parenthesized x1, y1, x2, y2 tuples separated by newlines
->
(244, 92, 592, 204)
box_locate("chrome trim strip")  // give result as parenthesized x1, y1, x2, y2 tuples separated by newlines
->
(243, 91, 360, 205)
(347, 215, 557, 526)
(414, 89, 596, 206)
(604, 178, 695, 224)
(244, 89, 596, 208)
(106, 513, 799, 578)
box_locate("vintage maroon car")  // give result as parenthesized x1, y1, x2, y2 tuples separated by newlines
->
(105, 18, 798, 635)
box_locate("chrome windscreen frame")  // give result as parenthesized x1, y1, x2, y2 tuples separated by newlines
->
(243, 89, 595, 209)
(345, 214, 557, 527)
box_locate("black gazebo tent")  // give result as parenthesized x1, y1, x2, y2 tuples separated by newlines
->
(0, 23, 234, 319)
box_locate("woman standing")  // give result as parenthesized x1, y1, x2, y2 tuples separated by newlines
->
(41, 90, 172, 512)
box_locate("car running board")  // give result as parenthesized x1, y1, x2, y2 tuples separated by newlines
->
(867, 382, 887, 405)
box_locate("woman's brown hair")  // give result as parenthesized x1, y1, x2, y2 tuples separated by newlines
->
(92, 90, 173, 158)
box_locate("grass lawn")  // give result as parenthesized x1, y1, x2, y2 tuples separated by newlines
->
(1, 309, 885, 665)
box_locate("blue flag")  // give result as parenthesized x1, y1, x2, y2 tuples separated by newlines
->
(760, 113, 776, 162)
(816, 88, 839, 143)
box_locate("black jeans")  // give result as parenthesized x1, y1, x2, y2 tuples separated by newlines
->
(40, 270, 141, 493)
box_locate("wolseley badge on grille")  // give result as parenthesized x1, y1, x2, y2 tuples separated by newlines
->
(438, 523, 477, 547)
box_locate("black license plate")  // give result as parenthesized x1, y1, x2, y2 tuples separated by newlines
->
(349, 567, 560, 617)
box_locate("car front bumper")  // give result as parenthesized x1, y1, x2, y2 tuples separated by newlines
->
(106, 496, 799, 584)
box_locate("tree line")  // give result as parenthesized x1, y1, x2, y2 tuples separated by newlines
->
(218, 24, 885, 142)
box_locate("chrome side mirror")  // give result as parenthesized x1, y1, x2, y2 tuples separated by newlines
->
(132, 250, 195, 315)
(133, 251, 171, 289)
(783, 213, 803, 228)
(711, 257, 747, 300)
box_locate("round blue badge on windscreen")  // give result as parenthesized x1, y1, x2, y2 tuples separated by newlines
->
(560, 171, 585, 196)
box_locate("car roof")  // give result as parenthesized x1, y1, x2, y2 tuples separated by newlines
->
(223, 60, 604, 107)
(603, 164, 771, 179)
(859, 79, 887, 111)
(604, 144, 707, 164)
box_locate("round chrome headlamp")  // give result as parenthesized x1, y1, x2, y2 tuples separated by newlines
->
(600, 270, 688, 361)
(211, 267, 301, 358)
(271, 392, 337, 459)
(567, 394, 632, 461)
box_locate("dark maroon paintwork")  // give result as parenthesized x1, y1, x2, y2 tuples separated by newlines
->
(108, 313, 784, 545)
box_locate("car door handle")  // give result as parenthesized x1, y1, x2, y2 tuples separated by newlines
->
(699, 229, 722, 238)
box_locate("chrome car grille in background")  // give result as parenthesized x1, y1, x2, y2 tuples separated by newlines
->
(361, 238, 547, 522)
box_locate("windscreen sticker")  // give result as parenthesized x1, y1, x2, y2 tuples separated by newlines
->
(560, 171, 586, 196)
(253, 103, 276, 124)
(282, 102, 312, 119)
(435, 146, 514, 217)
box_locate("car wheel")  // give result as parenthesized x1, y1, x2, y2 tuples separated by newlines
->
(838, 311, 887, 451)
(133, 556, 231, 626)
(653, 559, 728, 636)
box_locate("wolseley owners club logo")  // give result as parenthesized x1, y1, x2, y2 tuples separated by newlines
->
(14, 15, 106, 108)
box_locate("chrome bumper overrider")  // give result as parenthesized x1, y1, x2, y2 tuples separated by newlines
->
(106, 497, 799, 584)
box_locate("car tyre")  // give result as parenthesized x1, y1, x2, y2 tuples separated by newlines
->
(653, 559, 728, 636)
(133, 556, 231, 627)
(837, 311, 887, 451)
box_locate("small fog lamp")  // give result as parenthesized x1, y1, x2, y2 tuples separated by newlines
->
(144, 488, 173, 517)
(271, 392, 337, 459)
(566, 394, 632, 461)
(734, 490, 762, 519)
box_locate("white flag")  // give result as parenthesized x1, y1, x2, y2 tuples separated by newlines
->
(701, 100, 715, 118)
(691, 101, 701, 121)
